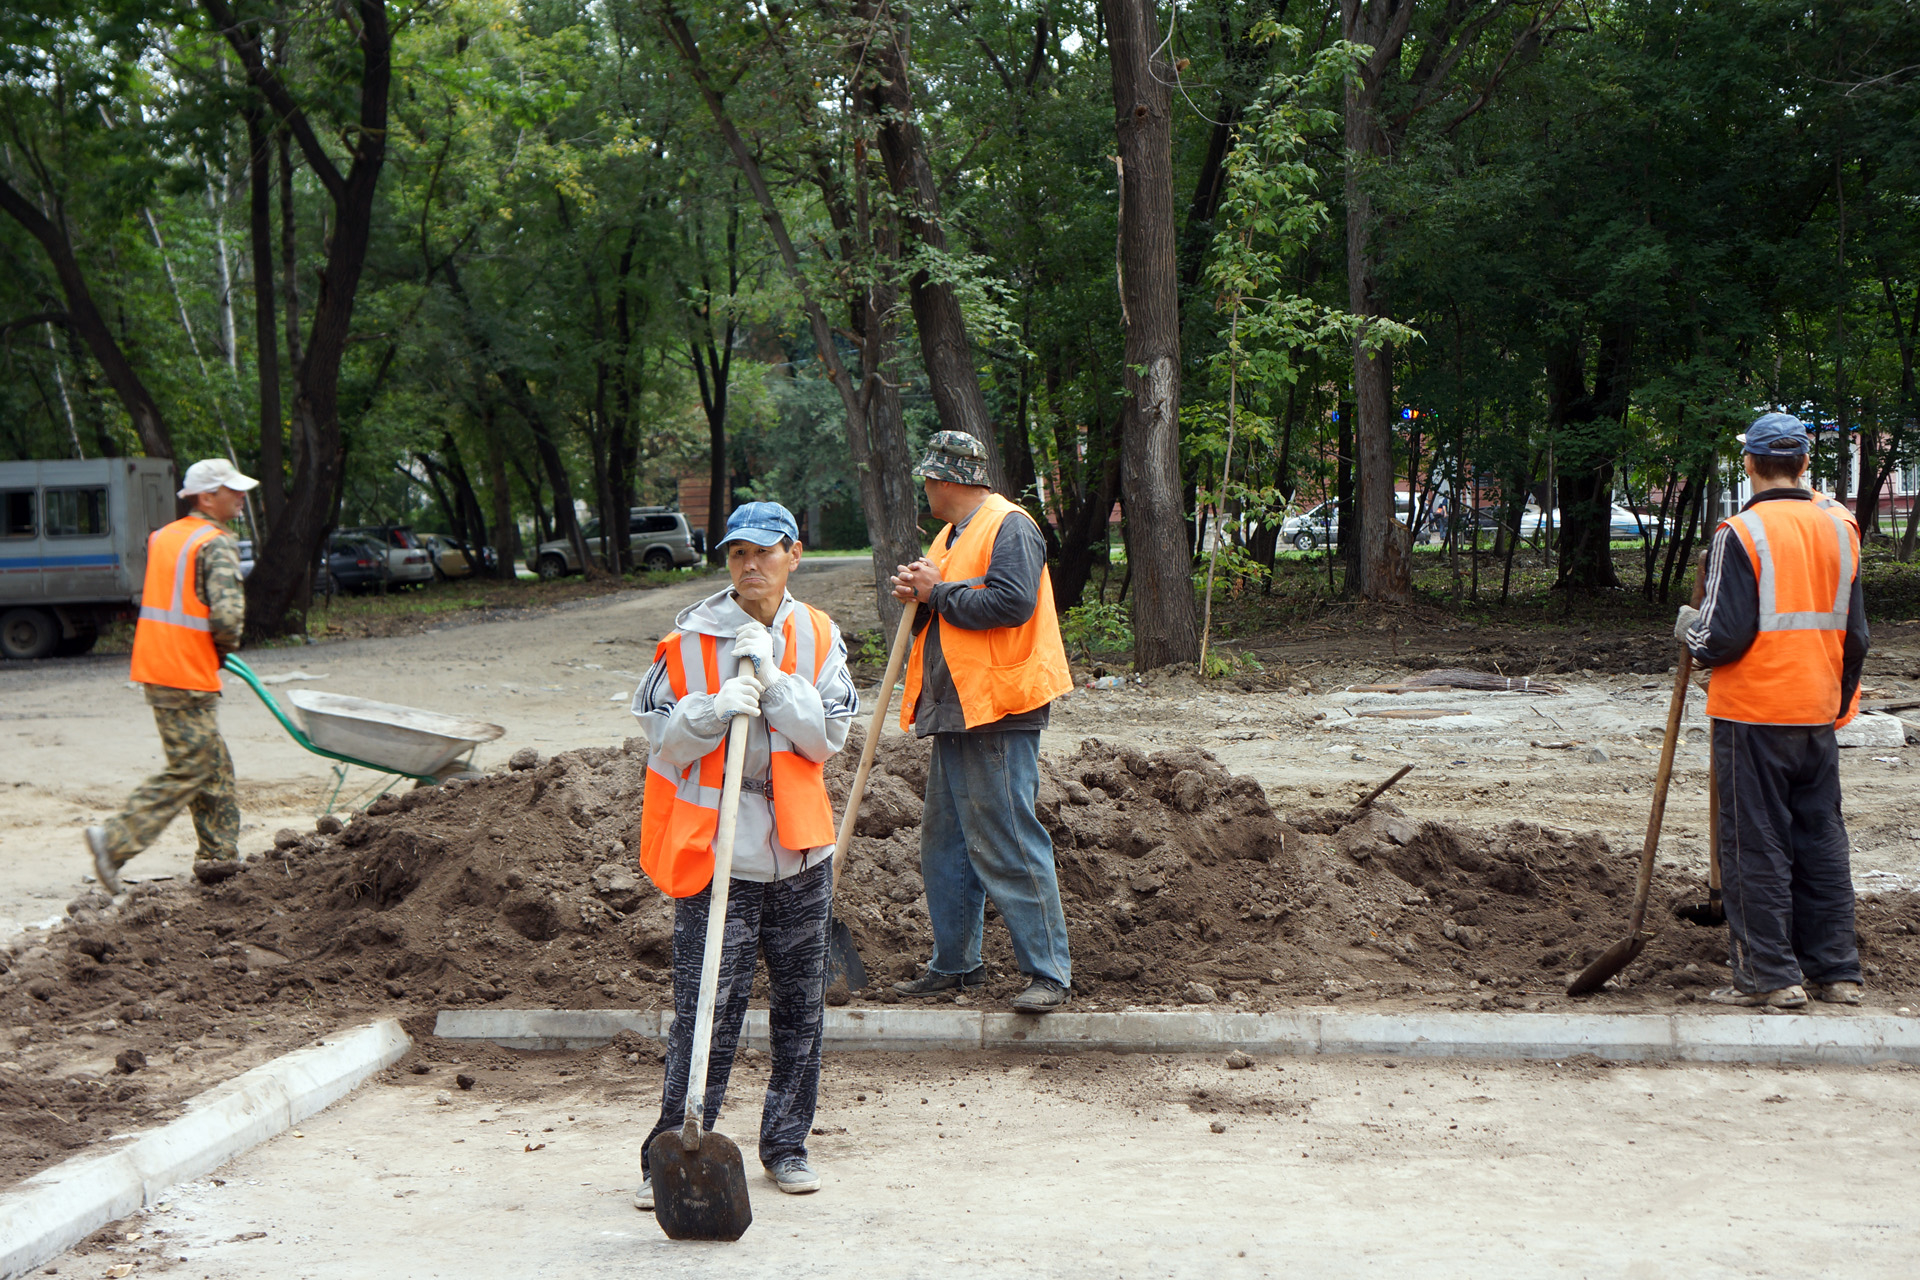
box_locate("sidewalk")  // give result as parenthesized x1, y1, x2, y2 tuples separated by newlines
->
(56, 1049, 1920, 1279)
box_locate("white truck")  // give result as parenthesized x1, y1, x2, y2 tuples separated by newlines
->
(0, 458, 178, 659)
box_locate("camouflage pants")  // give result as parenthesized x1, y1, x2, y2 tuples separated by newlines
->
(103, 703, 239, 865)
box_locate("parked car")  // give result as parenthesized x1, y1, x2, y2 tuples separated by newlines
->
(528, 507, 701, 578)
(313, 534, 392, 595)
(417, 533, 473, 580)
(1608, 504, 1669, 539)
(238, 538, 255, 579)
(1279, 495, 1422, 552)
(339, 524, 434, 587)
(0, 456, 175, 659)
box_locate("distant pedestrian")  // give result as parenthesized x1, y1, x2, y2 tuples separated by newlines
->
(86, 460, 256, 892)
(889, 431, 1076, 1014)
(631, 501, 857, 1209)
(1675, 413, 1869, 1008)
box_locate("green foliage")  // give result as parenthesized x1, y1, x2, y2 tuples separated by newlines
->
(1059, 599, 1133, 659)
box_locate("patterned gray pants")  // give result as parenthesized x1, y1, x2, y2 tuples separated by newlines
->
(641, 859, 832, 1177)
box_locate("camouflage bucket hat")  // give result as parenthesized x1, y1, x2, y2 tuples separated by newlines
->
(912, 430, 991, 487)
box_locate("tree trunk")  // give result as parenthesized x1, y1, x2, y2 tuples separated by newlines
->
(484, 392, 517, 578)
(1546, 327, 1628, 592)
(861, 6, 1009, 494)
(1343, 0, 1412, 605)
(0, 177, 173, 459)
(243, 107, 283, 536)
(206, 0, 391, 637)
(1104, 0, 1199, 668)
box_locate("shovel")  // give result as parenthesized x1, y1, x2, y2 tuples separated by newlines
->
(648, 657, 755, 1242)
(1673, 750, 1725, 926)
(1569, 561, 1708, 997)
(825, 603, 920, 991)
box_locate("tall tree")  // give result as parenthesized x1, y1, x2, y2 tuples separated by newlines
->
(204, 0, 392, 635)
(1104, 0, 1199, 667)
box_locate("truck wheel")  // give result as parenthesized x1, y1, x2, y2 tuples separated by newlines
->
(1293, 531, 1318, 552)
(536, 554, 568, 581)
(0, 608, 59, 660)
(643, 548, 674, 572)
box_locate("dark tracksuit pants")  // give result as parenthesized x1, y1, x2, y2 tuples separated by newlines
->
(1713, 719, 1861, 993)
(641, 859, 831, 1177)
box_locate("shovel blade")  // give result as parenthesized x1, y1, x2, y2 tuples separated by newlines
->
(827, 916, 867, 992)
(1566, 935, 1649, 997)
(647, 1128, 753, 1241)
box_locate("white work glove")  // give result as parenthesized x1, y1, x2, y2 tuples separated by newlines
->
(733, 622, 780, 687)
(709, 673, 764, 721)
(1673, 604, 1701, 643)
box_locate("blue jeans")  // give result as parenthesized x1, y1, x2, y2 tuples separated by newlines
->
(919, 730, 1072, 987)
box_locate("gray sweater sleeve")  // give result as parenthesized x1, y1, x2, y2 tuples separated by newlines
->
(927, 513, 1046, 631)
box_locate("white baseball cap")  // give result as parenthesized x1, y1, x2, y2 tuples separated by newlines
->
(178, 458, 261, 498)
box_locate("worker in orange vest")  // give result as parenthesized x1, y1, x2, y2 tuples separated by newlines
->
(1675, 413, 1869, 1008)
(889, 431, 1076, 1014)
(630, 501, 856, 1209)
(86, 459, 256, 894)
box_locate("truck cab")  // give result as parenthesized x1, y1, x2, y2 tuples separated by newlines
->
(0, 458, 178, 659)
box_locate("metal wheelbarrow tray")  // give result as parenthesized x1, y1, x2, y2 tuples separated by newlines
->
(224, 654, 504, 786)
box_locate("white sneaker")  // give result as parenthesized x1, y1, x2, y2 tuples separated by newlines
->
(768, 1156, 821, 1194)
(1707, 984, 1807, 1009)
(85, 826, 121, 894)
(633, 1178, 653, 1211)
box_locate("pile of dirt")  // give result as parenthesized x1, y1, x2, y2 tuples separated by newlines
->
(7, 735, 1919, 1185)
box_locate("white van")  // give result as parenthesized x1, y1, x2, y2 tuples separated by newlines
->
(0, 458, 177, 658)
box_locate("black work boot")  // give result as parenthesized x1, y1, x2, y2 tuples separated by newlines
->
(1009, 978, 1070, 1015)
(892, 965, 987, 997)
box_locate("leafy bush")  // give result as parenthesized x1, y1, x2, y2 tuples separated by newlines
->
(1059, 600, 1133, 659)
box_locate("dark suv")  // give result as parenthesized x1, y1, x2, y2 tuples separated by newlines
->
(314, 534, 392, 595)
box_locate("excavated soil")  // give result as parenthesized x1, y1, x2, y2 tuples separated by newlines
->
(7, 736, 1920, 1187)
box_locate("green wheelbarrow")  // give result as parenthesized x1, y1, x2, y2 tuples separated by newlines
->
(224, 654, 506, 812)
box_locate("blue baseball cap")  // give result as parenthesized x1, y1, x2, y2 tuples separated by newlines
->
(718, 501, 800, 548)
(1738, 412, 1810, 456)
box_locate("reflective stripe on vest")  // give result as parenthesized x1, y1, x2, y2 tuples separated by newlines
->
(1735, 504, 1854, 632)
(129, 518, 223, 692)
(637, 604, 838, 897)
(139, 522, 219, 631)
(1705, 499, 1858, 727)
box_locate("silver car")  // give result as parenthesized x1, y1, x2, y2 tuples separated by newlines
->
(529, 507, 701, 578)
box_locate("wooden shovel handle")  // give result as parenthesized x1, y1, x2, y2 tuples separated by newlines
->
(830, 603, 920, 895)
(682, 657, 756, 1147)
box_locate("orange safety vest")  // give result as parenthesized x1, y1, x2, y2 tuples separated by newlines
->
(901, 493, 1074, 732)
(638, 603, 839, 897)
(129, 516, 225, 692)
(1811, 492, 1862, 727)
(1705, 497, 1859, 727)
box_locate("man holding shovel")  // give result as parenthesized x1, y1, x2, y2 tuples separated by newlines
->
(889, 431, 1076, 1014)
(1675, 413, 1869, 1009)
(630, 501, 857, 1208)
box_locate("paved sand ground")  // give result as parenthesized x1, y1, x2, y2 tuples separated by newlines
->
(50, 1051, 1920, 1279)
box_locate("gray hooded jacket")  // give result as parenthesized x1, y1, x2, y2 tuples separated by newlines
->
(631, 587, 858, 881)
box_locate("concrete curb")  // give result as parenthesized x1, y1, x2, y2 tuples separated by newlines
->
(433, 1006, 1920, 1065)
(0, 1018, 408, 1280)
